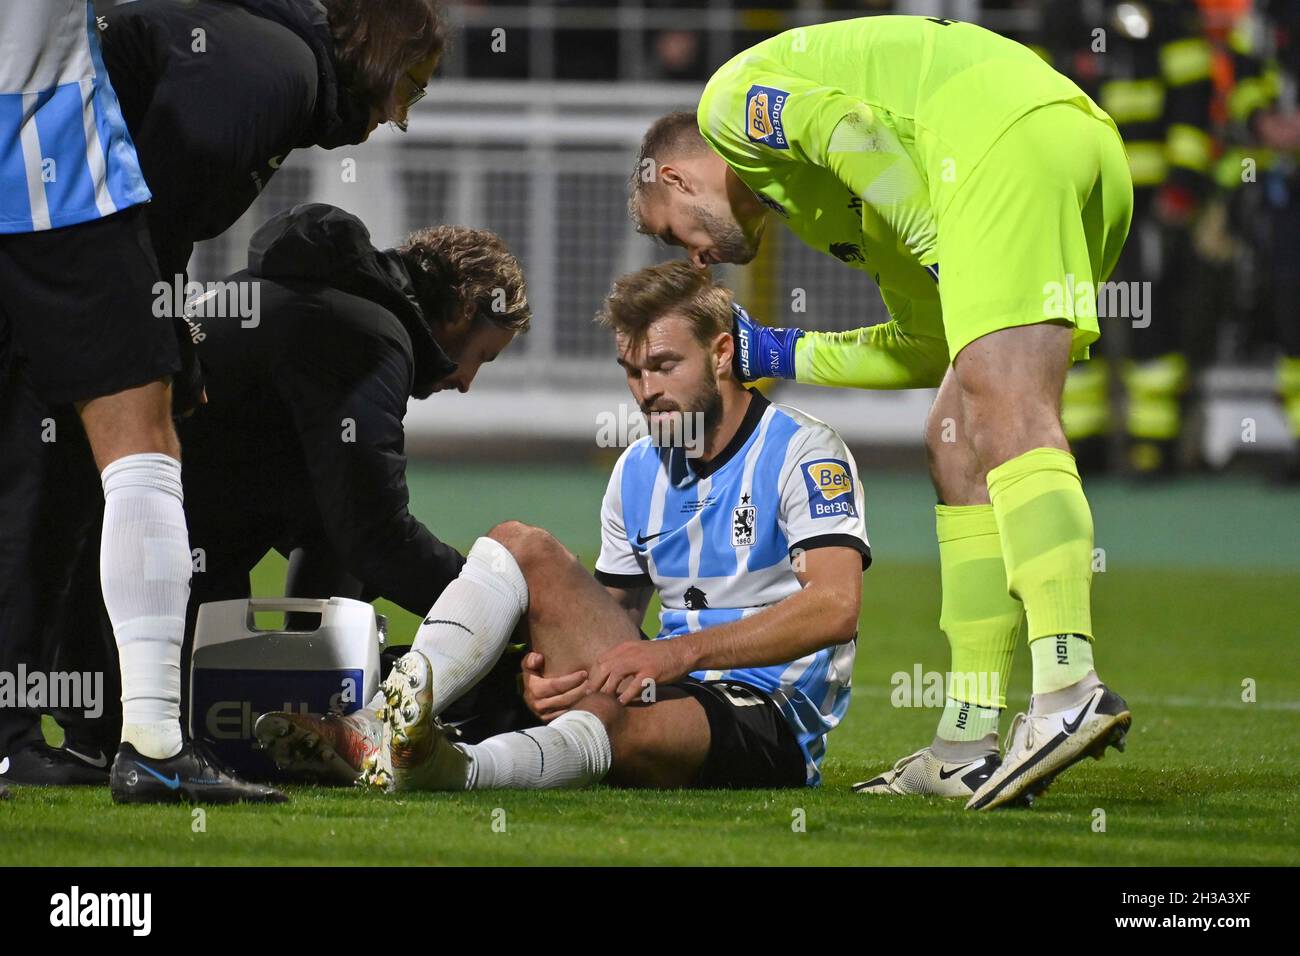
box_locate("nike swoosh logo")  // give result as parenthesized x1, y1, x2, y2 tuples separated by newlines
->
(64, 747, 108, 768)
(634, 529, 669, 547)
(1062, 696, 1098, 734)
(422, 618, 473, 633)
(134, 761, 181, 790)
(938, 760, 982, 780)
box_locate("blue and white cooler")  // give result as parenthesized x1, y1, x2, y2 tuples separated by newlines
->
(189, 597, 384, 779)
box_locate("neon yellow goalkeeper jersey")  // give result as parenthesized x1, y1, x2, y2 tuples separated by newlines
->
(697, 15, 1119, 385)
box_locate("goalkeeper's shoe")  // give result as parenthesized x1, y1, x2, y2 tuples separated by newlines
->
(360, 650, 469, 792)
(852, 746, 1000, 798)
(109, 741, 286, 805)
(254, 709, 383, 785)
(966, 683, 1131, 811)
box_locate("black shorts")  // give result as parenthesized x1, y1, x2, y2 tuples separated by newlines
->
(676, 678, 808, 789)
(0, 205, 179, 404)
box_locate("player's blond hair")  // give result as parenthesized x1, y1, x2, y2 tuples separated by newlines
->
(597, 261, 731, 349)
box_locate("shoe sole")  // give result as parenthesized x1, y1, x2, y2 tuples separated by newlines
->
(254, 714, 363, 786)
(851, 777, 974, 798)
(968, 709, 1131, 811)
(381, 651, 436, 749)
(109, 782, 287, 805)
(852, 785, 976, 798)
(361, 651, 435, 791)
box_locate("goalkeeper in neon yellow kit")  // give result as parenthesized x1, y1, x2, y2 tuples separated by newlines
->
(630, 14, 1135, 809)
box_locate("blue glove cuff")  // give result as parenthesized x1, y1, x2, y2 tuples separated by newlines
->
(732, 302, 802, 381)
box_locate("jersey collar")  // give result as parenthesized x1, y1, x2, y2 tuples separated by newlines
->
(687, 387, 769, 480)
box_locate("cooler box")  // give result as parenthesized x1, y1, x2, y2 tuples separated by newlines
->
(189, 597, 384, 779)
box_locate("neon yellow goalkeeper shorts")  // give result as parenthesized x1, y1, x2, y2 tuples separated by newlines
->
(935, 101, 1134, 362)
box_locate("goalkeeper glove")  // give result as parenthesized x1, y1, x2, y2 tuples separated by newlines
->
(730, 302, 803, 382)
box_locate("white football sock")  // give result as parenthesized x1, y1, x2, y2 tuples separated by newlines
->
(462, 710, 612, 790)
(100, 453, 190, 760)
(412, 535, 528, 715)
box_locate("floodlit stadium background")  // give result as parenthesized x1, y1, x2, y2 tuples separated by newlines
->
(173, 0, 1294, 463)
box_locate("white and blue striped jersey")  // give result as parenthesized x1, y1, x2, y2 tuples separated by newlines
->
(595, 391, 870, 785)
(0, 0, 150, 233)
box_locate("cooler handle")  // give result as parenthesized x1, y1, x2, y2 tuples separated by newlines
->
(245, 597, 329, 633)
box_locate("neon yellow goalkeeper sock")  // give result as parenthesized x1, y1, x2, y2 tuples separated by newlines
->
(934, 504, 1022, 742)
(1030, 633, 1096, 694)
(987, 447, 1096, 693)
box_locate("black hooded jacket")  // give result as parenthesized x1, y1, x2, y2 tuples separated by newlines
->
(98, 0, 374, 279)
(179, 204, 465, 616)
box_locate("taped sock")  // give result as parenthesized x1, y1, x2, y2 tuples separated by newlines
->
(100, 453, 190, 759)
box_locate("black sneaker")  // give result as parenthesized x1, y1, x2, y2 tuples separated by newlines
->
(0, 742, 110, 785)
(61, 742, 113, 774)
(110, 741, 287, 805)
(0, 783, 9, 800)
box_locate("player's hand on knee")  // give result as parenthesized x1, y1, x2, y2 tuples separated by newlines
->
(590, 639, 695, 705)
(731, 302, 803, 382)
(521, 652, 588, 721)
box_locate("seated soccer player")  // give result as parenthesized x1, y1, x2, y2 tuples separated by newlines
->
(256, 261, 870, 790)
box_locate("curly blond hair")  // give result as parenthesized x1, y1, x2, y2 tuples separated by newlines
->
(398, 225, 530, 334)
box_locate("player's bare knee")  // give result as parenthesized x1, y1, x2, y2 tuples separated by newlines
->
(489, 520, 570, 573)
(487, 520, 542, 561)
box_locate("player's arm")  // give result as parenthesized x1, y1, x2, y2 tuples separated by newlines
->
(732, 295, 949, 390)
(590, 448, 654, 623)
(686, 544, 863, 668)
(590, 547, 863, 703)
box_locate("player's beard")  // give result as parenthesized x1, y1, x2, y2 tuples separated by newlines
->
(693, 203, 759, 265)
(643, 371, 722, 457)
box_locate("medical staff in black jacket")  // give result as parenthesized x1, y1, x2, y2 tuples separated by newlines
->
(53, 203, 531, 765)
(0, 0, 447, 790)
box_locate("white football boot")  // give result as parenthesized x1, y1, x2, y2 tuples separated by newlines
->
(360, 650, 470, 792)
(853, 746, 1001, 798)
(254, 709, 383, 785)
(966, 681, 1131, 811)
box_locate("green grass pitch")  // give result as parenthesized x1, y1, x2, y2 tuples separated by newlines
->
(2, 466, 1297, 866)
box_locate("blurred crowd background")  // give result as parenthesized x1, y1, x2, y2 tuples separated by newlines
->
(438, 0, 1300, 479)
(106, 0, 1300, 480)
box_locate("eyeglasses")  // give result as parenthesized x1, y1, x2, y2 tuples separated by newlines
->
(403, 71, 428, 110)
(390, 71, 427, 132)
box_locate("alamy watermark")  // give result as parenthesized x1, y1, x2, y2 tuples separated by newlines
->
(0, 665, 103, 719)
(890, 665, 1001, 709)
(152, 274, 261, 328)
(596, 403, 707, 457)
(1043, 274, 1151, 328)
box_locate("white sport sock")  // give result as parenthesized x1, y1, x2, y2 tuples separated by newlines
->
(462, 710, 612, 790)
(100, 453, 190, 760)
(411, 536, 528, 715)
